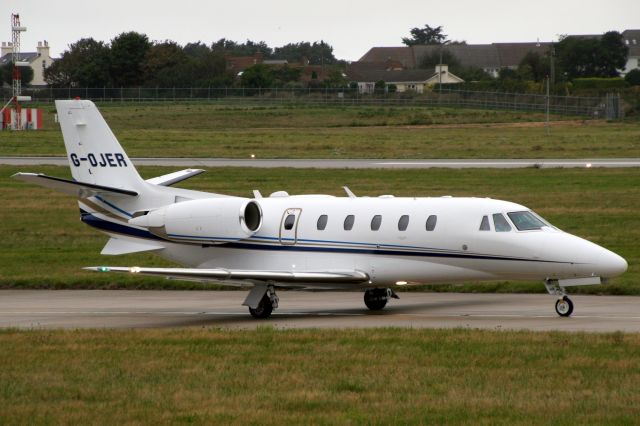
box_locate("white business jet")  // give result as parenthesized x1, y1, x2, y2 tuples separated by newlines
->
(13, 100, 627, 318)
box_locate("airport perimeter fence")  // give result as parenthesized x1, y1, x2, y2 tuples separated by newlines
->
(2, 86, 622, 119)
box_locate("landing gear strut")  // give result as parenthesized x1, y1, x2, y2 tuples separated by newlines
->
(545, 279, 574, 317)
(364, 288, 398, 311)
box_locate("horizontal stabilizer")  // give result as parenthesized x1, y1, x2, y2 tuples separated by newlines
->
(100, 238, 164, 255)
(146, 169, 205, 187)
(12, 173, 138, 197)
(84, 266, 369, 285)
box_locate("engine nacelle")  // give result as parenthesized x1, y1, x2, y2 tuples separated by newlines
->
(129, 197, 262, 244)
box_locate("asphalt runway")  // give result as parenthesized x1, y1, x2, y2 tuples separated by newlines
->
(1, 290, 639, 332)
(3, 156, 640, 169)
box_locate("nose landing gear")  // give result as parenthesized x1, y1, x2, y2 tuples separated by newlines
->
(545, 279, 574, 317)
(554, 295, 574, 317)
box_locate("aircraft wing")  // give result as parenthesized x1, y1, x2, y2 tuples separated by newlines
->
(12, 173, 138, 197)
(84, 266, 370, 286)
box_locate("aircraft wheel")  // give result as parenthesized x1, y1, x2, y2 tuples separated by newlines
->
(364, 289, 388, 311)
(249, 294, 273, 319)
(555, 296, 574, 317)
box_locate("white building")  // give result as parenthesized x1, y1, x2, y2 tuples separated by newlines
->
(347, 62, 463, 94)
(0, 40, 54, 86)
(622, 30, 640, 76)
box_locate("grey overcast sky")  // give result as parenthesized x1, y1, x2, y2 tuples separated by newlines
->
(2, 0, 639, 61)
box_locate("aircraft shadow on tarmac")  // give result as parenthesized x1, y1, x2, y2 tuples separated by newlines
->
(159, 298, 506, 328)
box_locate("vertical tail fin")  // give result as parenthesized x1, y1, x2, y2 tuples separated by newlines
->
(56, 99, 144, 192)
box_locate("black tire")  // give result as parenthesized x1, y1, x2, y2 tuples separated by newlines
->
(249, 294, 273, 319)
(364, 289, 388, 311)
(555, 296, 574, 317)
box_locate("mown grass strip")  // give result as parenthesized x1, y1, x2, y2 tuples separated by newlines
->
(0, 327, 639, 424)
(1, 104, 639, 158)
(0, 165, 636, 293)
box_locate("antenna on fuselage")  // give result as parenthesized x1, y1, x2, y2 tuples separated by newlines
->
(343, 186, 356, 198)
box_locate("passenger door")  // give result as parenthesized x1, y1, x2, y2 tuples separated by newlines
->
(279, 208, 302, 245)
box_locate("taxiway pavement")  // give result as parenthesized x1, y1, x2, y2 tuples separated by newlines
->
(1, 290, 638, 332)
(2, 157, 640, 169)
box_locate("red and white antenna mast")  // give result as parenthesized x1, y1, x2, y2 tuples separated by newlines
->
(11, 13, 28, 130)
(11, 14, 25, 98)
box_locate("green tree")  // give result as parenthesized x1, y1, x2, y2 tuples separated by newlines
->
(517, 51, 549, 82)
(211, 39, 272, 57)
(273, 41, 337, 65)
(555, 32, 628, 79)
(188, 51, 230, 86)
(322, 68, 347, 88)
(455, 66, 493, 82)
(599, 31, 629, 77)
(183, 42, 212, 59)
(142, 41, 188, 86)
(625, 69, 640, 86)
(419, 49, 489, 82)
(1, 62, 33, 86)
(240, 64, 273, 88)
(272, 65, 302, 86)
(402, 25, 447, 46)
(498, 68, 519, 81)
(44, 38, 111, 87)
(109, 31, 151, 87)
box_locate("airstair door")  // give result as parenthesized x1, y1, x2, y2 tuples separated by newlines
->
(279, 208, 302, 245)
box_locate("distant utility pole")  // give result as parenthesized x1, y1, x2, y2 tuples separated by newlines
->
(545, 76, 550, 135)
(550, 46, 555, 85)
(439, 40, 451, 97)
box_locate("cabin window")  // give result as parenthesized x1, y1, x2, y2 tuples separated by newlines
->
(493, 213, 512, 232)
(284, 214, 296, 230)
(344, 215, 355, 231)
(426, 215, 437, 231)
(398, 215, 409, 231)
(317, 214, 328, 231)
(479, 215, 490, 231)
(507, 211, 547, 231)
(371, 215, 382, 231)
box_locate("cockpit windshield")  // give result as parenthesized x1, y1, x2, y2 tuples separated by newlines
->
(507, 211, 550, 231)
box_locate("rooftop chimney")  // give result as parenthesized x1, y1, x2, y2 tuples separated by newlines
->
(1, 42, 13, 57)
(36, 40, 50, 58)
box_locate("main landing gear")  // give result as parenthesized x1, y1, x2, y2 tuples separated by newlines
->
(364, 288, 399, 311)
(244, 284, 279, 319)
(545, 279, 574, 317)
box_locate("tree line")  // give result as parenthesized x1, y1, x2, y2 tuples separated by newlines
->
(43, 32, 340, 88)
(404, 24, 637, 88)
(5, 25, 638, 90)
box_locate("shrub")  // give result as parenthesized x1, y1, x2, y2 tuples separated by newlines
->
(625, 69, 640, 86)
(572, 77, 628, 90)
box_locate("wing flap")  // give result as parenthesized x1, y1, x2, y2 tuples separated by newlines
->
(12, 173, 138, 197)
(84, 266, 369, 284)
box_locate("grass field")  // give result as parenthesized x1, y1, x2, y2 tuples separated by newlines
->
(1, 165, 636, 294)
(1, 327, 639, 424)
(1, 103, 639, 158)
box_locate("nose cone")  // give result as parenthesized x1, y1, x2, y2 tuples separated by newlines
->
(562, 233, 628, 279)
(596, 249, 628, 278)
